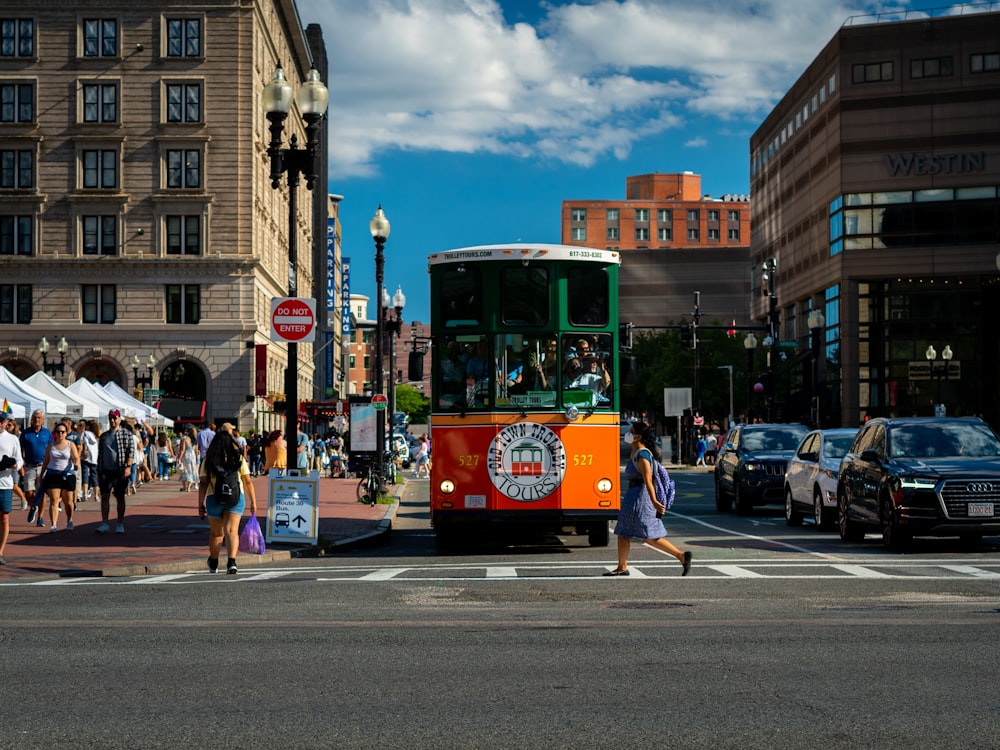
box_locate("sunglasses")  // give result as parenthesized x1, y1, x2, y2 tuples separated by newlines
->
(54, 429, 67, 434)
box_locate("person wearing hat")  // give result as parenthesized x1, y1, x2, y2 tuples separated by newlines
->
(0, 413, 24, 565)
(95, 409, 135, 534)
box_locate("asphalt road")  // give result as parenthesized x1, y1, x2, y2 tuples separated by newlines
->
(2, 472, 998, 749)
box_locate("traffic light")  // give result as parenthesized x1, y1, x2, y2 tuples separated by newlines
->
(680, 324, 692, 349)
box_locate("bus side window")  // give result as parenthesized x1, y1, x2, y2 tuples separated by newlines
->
(567, 267, 609, 326)
(441, 268, 482, 327)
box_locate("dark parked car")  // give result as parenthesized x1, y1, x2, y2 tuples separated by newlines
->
(715, 423, 809, 514)
(837, 417, 1000, 550)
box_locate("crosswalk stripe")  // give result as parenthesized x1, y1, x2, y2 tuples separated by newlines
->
(938, 565, 1000, 578)
(706, 565, 765, 578)
(829, 564, 893, 578)
(486, 567, 518, 578)
(360, 568, 407, 580)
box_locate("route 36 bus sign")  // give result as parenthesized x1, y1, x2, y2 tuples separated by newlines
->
(487, 422, 567, 502)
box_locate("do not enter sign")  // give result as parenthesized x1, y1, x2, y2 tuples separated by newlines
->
(271, 297, 316, 343)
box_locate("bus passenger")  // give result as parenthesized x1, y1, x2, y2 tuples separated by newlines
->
(565, 356, 611, 404)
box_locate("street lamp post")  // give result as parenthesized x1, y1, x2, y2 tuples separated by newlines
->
(370, 207, 391, 485)
(808, 308, 825, 427)
(383, 284, 406, 417)
(262, 64, 329, 455)
(925, 344, 954, 415)
(743, 333, 758, 422)
(761, 258, 778, 421)
(39, 336, 68, 380)
(132, 353, 156, 399)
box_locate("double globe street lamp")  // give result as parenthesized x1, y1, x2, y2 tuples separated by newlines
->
(262, 64, 329, 452)
(370, 207, 391, 486)
(39, 336, 68, 380)
(383, 284, 406, 418)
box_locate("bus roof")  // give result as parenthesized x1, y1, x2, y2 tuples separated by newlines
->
(427, 244, 621, 266)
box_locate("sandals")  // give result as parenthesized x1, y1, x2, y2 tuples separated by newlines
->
(602, 568, 630, 577)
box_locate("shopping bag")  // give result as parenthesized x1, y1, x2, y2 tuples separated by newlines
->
(239, 514, 266, 555)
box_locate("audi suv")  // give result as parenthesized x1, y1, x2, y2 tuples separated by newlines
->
(837, 417, 1000, 550)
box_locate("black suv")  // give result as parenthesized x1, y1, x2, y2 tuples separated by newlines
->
(715, 423, 809, 514)
(837, 417, 1000, 550)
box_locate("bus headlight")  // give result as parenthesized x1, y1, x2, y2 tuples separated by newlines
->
(596, 478, 613, 494)
(439, 479, 456, 494)
(565, 405, 580, 421)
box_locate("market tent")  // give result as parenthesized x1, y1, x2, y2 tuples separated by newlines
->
(68, 379, 138, 426)
(0, 367, 67, 417)
(102, 381, 174, 428)
(25, 371, 100, 420)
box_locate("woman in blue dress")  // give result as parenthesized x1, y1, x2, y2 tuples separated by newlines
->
(606, 421, 692, 577)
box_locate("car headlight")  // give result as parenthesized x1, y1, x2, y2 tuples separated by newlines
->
(899, 477, 937, 490)
(744, 462, 760, 472)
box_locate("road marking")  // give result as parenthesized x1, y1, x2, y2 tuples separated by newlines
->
(663, 510, 843, 559)
(706, 565, 765, 578)
(359, 568, 407, 580)
(238, 571, 296, 582)
(938, 565, 1000, 578)
(486, 567, 518, 578)
(829, 564, 893, 578)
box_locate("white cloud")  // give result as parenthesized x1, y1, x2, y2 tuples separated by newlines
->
(303, 0, 914, 178)
(685, 136, 708, 148)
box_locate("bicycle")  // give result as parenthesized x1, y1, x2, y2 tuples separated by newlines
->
(355, 450, 396, 506)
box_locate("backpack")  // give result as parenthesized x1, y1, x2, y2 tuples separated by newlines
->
(652, 461, 676, 511)
(213, 457, 242, 508)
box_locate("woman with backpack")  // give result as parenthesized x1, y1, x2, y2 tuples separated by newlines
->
(197, 431, 256, 575)
(605, 420, 692, 577)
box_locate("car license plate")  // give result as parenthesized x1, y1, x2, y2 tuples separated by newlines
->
(968, 502, 994, 517)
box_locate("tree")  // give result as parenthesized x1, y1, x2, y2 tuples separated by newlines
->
(394, 384, 430, 424)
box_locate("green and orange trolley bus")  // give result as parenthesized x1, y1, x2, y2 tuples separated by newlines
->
(426, 243, 623, 549)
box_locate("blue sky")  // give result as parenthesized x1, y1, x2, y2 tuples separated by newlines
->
(301, 0, 969, 324)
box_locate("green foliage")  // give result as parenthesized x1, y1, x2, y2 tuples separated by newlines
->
(620, 323, 758, 424)
(394, 384, 429, 423)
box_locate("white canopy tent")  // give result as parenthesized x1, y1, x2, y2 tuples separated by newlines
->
(25, 371, 101, 420)
(68, 379, 139, 427)
(0, 367, 67, 417)
(102, 382, 174, 428)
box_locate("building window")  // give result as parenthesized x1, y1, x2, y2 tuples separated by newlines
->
(707, 210, 720, 222)
(635, 227, 649, 241)
(657, 227, 671, 242)
(728, 210, 740, 222)
(166, 215, 201, 255)
(0, 215, 32, 255)
(635, 208, 649, 222)
(83, 19, 117, 57)
(686, 209, 699, 222)
(82, 284, 116, 323)
(971, 52, 1000, 73)
(82, 215, 117, 256)
(166, 284, 200, 324)
(606, 208, 618, 222)
(707, 228, 720, 241)
(852, 61, 894, 83)
(349, 354, 356, 369)
(1, 19, 33, 57)
(0, 82, 33, 123)
(571, 208, 586, 222)
(82, 83, 117, 123)
(657, 209, 671, 223)
(687, 228, 699, 241)
(606, 226, 618, 240)
(911, 56, 952, 79)
(82, 149, 117, 189)
(571, 227, 586, 241)
(166, 18, 201, 57)
(0, 149, 33, 188)
(0, 283, 31, 323)
(728, 228, 740, 241)
(166, 148, 201, 188)
(165, 83, 202, 123)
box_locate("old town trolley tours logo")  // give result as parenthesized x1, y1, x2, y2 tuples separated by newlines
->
(487, 422, 567, 501)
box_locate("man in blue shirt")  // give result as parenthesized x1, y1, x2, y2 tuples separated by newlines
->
(21, 410, 51, 522)
(297, 430, 310, 471)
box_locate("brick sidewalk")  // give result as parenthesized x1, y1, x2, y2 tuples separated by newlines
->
(0, 472, 397, 581)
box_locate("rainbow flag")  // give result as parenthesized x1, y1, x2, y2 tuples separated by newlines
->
(1, 399, 10, 418)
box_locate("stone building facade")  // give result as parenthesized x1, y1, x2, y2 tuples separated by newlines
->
(0, 0, 329, 433)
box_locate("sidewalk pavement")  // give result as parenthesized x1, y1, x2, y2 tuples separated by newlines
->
(0, 472, 399, 582)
